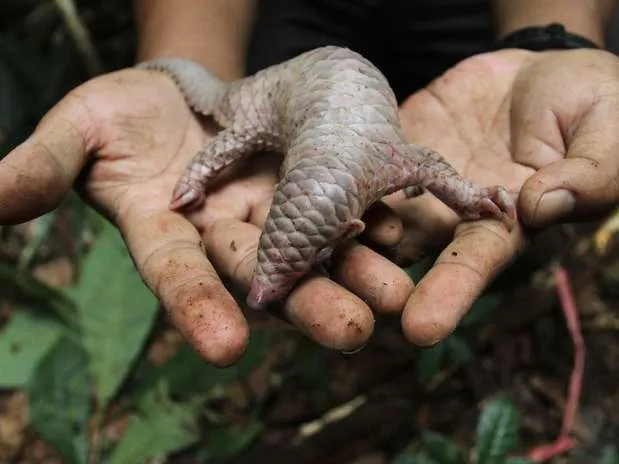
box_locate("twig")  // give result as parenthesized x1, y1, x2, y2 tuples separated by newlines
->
(526, 266, 586, 462)
(53, 0, 104, 76)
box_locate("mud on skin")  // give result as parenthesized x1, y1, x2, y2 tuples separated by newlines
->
(137, 46, 516, 310)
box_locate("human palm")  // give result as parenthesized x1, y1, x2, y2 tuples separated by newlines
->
(388, 50, 533, 257)
(385, 48, 619, 345)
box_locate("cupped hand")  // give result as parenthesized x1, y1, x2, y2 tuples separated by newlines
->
(376, 47, 619, 345)
(0, 68, 414, 365)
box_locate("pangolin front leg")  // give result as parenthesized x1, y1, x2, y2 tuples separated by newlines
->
(137, 57, 277, 210)
(169, 129, 275, 210)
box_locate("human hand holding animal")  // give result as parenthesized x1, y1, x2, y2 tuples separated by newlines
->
(0, 65, 423, 366)
(0, 45, 521, 366)
(376, 48, 619, 345)
(138, 46, 515, 313)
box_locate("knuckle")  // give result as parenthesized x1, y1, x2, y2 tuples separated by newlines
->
(140, 239, 206, 297)
(45, 90, 98, 150)
(230, 244, 258, 286)
(207, 219, 259, 286)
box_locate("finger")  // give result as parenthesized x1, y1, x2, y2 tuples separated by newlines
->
(401, 219, 523, 346)
(330, 240, 414, 315)
(118, 204, 250, 367)
(205, 218, 381, 351)
(520, 158, 619, 227)
(518, 103, 619, 227)
(359, 200, 403, 246)
(0, 94, 95, 224)
(284, 276, 374, 352)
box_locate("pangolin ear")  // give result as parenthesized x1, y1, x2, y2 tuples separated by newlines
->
(340, 219, 366, 241)
(314, 219, 365, 265)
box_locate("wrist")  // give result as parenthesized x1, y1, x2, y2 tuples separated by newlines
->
(134, 0, 256, 81)
(492, 0, 615, 47)
(492, 23, 601, 52)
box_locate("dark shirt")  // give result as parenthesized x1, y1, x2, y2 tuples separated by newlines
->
(247, 0, 494, 102)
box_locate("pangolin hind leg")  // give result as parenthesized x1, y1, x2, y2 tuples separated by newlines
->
(384, 143, 516, 228)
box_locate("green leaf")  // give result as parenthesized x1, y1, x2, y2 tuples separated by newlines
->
(290, 339, 331, 407)
(445, 336, 474, 366)
(65, 194, 107, 255)
(422, 431, 465, 464)
(405, 256, 435, 282)
(600, 446, 619, 464)
(476, 396, 520, 464)
(200, 415, 263, 461)
(458, 294, 502, 331)
(66, 220, 158, 409)
(0, 261, 79, 329)
(109, 380, 202, 464)
(505, 458, 535, 464)
(0, 310, 63, 388)
(134, 330, 273, 401)
(416, 342, 446, 384)
(27, 336, 91, 464)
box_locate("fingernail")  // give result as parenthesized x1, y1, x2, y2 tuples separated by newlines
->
(340, 343, 367, 355)
(535, 189, 575, 226)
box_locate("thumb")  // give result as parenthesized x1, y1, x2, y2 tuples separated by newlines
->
(518, 97, 619, 227)
(0, 93, 97, 224)
(508, 51, 619, 228)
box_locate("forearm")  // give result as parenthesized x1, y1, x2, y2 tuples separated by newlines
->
(134, 0, 256, 81)
(492, 0, 617, 46)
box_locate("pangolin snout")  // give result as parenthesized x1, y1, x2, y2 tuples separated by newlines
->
(246, 265, 310, 310)
(246, 279, 280, 310)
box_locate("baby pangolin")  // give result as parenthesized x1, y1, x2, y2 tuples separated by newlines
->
(137, 46, 515, 310)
